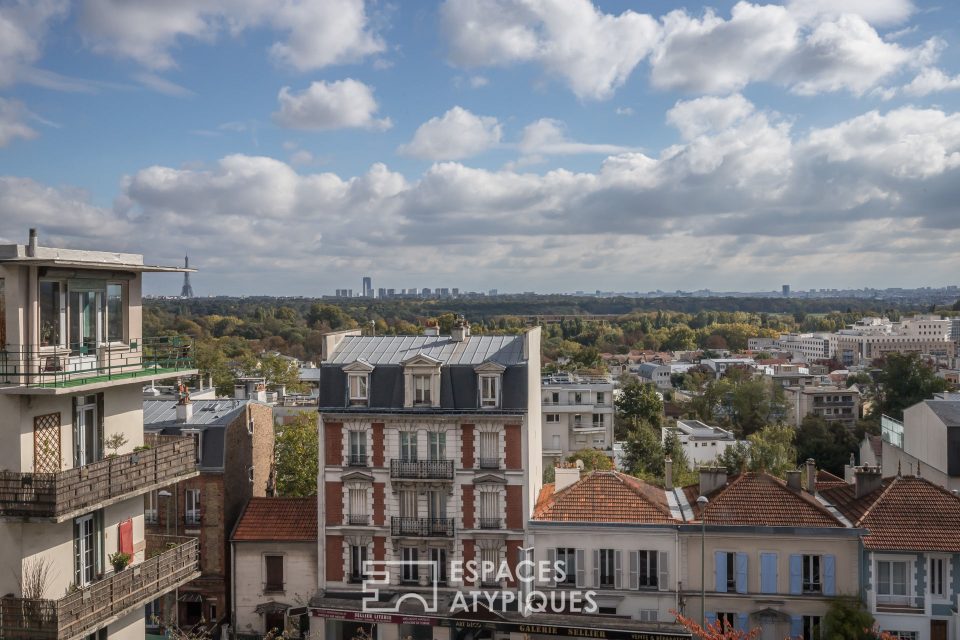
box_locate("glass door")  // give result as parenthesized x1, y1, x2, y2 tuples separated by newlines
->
(69, 290, 102, 356)
(74, 395, 100, 467)
(75, 514, 97, 586)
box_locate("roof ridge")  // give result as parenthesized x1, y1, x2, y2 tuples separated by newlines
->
(855, 476, 899, 526)
(616, 472, 674, 518)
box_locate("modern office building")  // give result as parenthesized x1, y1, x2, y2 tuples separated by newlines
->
(830, 316, 955, 366)
(0, 230, 201, 639)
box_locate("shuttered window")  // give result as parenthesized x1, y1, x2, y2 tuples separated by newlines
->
(264, 555, 284, 591)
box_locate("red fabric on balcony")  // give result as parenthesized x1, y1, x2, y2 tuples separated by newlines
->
(119, 519, 133, 555)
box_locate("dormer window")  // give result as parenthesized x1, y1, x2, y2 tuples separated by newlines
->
(401, 353, 442, 408)
(475, 361, 506, 409)
(348, 374, 369, 405)
(414, 374, 432, 405)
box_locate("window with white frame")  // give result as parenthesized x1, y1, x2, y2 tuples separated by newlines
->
(348, 374, 368, 405)
(480, 375, 499, 408)
(399, 489, 417, 518)
(556, 548, 577, 585)
(481, 547, 499, 584)
(348, 487, 367, 525)
(429, 432, 446, 460)
(400, 431, 417, 462)
(348, 431, 366, 466)
(264, 554, 284, 591)
(431, 548, 448, 584)
(401, 548, 419, 582)
(185, 488, 201, 524)
(929, 557, 947, 598)
(597, 549, 617, 588)
(545, 414, 559, 423)
(479, 431, 498, 467)
(635, 550, 659, 588)
(802, 554, 821, 593)
(144, 490, 158, 524)
(350, 545, 368, 580)
(413, 374, 432, 405)
(802, 615, 821, 640)
(479, 491, 500, 528)
(182, 429, 203, 464)
(877, 559, 908, 597)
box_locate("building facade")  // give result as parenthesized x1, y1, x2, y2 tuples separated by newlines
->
(541, 373, 615, 466)
(143, 397, 275, 633)
(830, 316, 955, 367)
(663, 420, 741, 465)
(0, 232, 200, 639)
(783, 385, 861, 428)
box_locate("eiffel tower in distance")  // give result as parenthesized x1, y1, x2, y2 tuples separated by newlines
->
(180, 255, 194, 298)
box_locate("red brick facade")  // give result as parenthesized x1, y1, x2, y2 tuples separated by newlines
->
(461, 424, 474, 468)
(373, 536, 386, 572)
(505, 424, 521, 469)
(505, 539, 523, 587)
(326, 535, 344, 582)
(372, 482, 385, 526)
(461, 485, 474, 529)
(506, 484, 523, 529)
(461, 540, 476, 586)
(372, 423, 384, 466)
(325, 481, 342, 525)
(324, 422, 343, 466)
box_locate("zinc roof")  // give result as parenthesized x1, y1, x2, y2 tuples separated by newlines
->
(327, 334, 525, 366)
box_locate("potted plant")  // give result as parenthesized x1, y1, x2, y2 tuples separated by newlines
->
(109, 551, 131, 573)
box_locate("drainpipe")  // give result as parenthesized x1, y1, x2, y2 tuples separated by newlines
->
(230, 540, 236, 640)
(675, 525, 681, 613)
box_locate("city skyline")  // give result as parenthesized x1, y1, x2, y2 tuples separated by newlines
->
(1, 1, 960, 296)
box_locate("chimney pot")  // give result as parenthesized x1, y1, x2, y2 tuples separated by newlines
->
(27, 228, 37, 257)
(665, 457, 673, 491)
(854, 464, 883, 499)
(554, 463, 581, 492)
(786, 470, 802, 491)
(805, 458, 817, 494)
(176, 399, 193, 423)
(698, 466, 727, 496)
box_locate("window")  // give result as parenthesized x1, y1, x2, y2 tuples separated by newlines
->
(877, 560, 908, 596)
(183, 430, 203, 464)
(413, 374, 432, 405)
(481, 547, 500, 584)
(349, 431, 366, 466)
(480, 375, 499, 407)
(144, 490, 158, 524)
(802, 615, 821, 640)
(350, 545, 368, 581)
(402, 548, 419, 582)
(429, 432, 446, 460)
(400, 431, 417, 462)
(480, 491, 500, 528)
(929, 557, 946, 597)
(550, 392, 559, 404)
(596, 392, 604, 404)
(545, 414, 559, 423)
(479, 431, 498, 467)
(74, 511, 102, 587)
(348, 487, 367, 525)
(635, 550, 659, 588)
(264, 555, 284, 591)
(716, 613, 736, 629)
(348, 374, 368, 405)
(428, 490, 446, 520)
(725, 553, 736, 591)
(399, 489, 417, 518)
(592, 413, 604, 425)
(557, 548, 577, 585)
(39, 281, 64, 347)
(185, 488, 201, 525)
(430, 548, 448, 584)
(597, 549, 617, 588)
(802, 555, 821, 593)
(73, 395, 101, 467)
(574, 392, 583, 404)
(106, 282, 125, 342)
(551, 434, 560, 450)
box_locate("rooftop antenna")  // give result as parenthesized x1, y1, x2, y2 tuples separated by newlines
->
(180, 254, 194, 298)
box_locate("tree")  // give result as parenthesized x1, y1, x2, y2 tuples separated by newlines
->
(616, 377, 664, 432)
(746, 425, 797, 477)
(663, 429, 698, 487)
(730, 378, 784, 437)
(259, 353, 307, 393)
(672, 611, 761, 640)
(718, 441, 751, 473)
(872, 352, 949, 420)
(567, 449, 614, 471)
(795, 415, 858, 476)
(622, 421, 664, 477)
(822, 597, 878, 640)
(274, 412, 318, 497)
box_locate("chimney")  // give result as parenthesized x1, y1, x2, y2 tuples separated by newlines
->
(664, 457, 673, 491)
(805, 458, 817, 495)
(786, 469, 802, 491)
(423, 320, 440, 337)
(554, 462, 581, 492)
(854, 465, 883, 499)
(698, 466, 727, 496)
(451, 318, 470, 342)
(176, 397, 193, 423)
(27, 228, 37, 257)
(844, 453, 856, 484)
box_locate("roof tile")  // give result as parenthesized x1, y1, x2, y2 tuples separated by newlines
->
(533, 471, 676, 524)
(232, 497, 317, 542)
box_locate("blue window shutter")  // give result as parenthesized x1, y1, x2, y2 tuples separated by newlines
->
(824, 554, 836, 596)
(705, 613, 717, 628)
(736, 552, 748, 594)
(761, 553, 778, 594)
(790, 554, 803, 595)
(790, 615, 802, 638)
(737, 613, 749, 631)
(715, 551, 728, 593)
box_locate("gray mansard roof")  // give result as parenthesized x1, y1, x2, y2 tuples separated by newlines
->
(326, 334, 525, 366)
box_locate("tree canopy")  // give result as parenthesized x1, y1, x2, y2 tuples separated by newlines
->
(274, 412, 318, 497)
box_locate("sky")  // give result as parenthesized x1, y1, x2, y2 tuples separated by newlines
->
(1, 0, 959, 296)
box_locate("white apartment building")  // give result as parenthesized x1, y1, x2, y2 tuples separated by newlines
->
(830, 315, 955, 367)
(701, 358, 756, 379)
(541, 373, 615, 466)
(773, 334, 832, 362)
(662, 420, 742, 465)
(0, 231, 200, 639)
(783, 385, 861, 428)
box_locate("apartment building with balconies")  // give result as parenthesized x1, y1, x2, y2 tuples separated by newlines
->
(541, 373, 614, 467)
(0, 231, 200, 639)
(313, 322, 542, 640)
(784, 385, 861, 428)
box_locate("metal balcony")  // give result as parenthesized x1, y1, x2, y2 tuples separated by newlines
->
(478, 457, 501, 470)
(347, 454, 368, 467)
(348, 514, 370, 526)
(390, 517, 455, 537)
(478, 517, 502, 529)
(0, 336, 197, 392)
(0, 435, 198, 522)
(390, 459, 454, 480)
(0, 535, 199, 639)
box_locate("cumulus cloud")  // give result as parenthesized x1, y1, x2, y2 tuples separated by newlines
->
(902, 67, 960, 97)
(0, 0, 67, 87)
(5, 100, 960, 292)
(272, 79, 391, 131)
(77, 0, 383, 71)
(440, 0, 659, 100)
(0, 98, 37, 146)
(786, 0, 915, 27)
(518, 119, 632, 157)
(399, 107, 502, 160)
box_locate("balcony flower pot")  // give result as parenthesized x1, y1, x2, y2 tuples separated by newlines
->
(109, 551, 131, 573)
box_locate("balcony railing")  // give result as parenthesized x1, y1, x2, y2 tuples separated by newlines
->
(348, 514, 370, 526)
(0, 535, 199, 639)
(478, 517, 502, 529)
(347, 454, 368, 467)
(0, 435, 197, 521)
(876, 594, 925, 613)
(390, 517, 455, 537)
(390, 459, 454, 480)
(478, 457, 501, 469)
(0, 336, 196, 389)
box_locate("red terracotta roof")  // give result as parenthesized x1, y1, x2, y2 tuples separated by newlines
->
(688, 472, 845, 528)
(232, 497, 317, 542)
(815, 469, 848, 490)
(533, 471, 677, 524)
(823, 476, 960, 551)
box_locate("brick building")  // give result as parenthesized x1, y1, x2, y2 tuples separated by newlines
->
(313, 323, 543, 640)
(143, 396, 275, 633)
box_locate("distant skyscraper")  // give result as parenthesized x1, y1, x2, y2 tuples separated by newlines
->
(362, 276, 373, 297)
(782, 284, 791, 297)
(180, 255, 194, 298)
